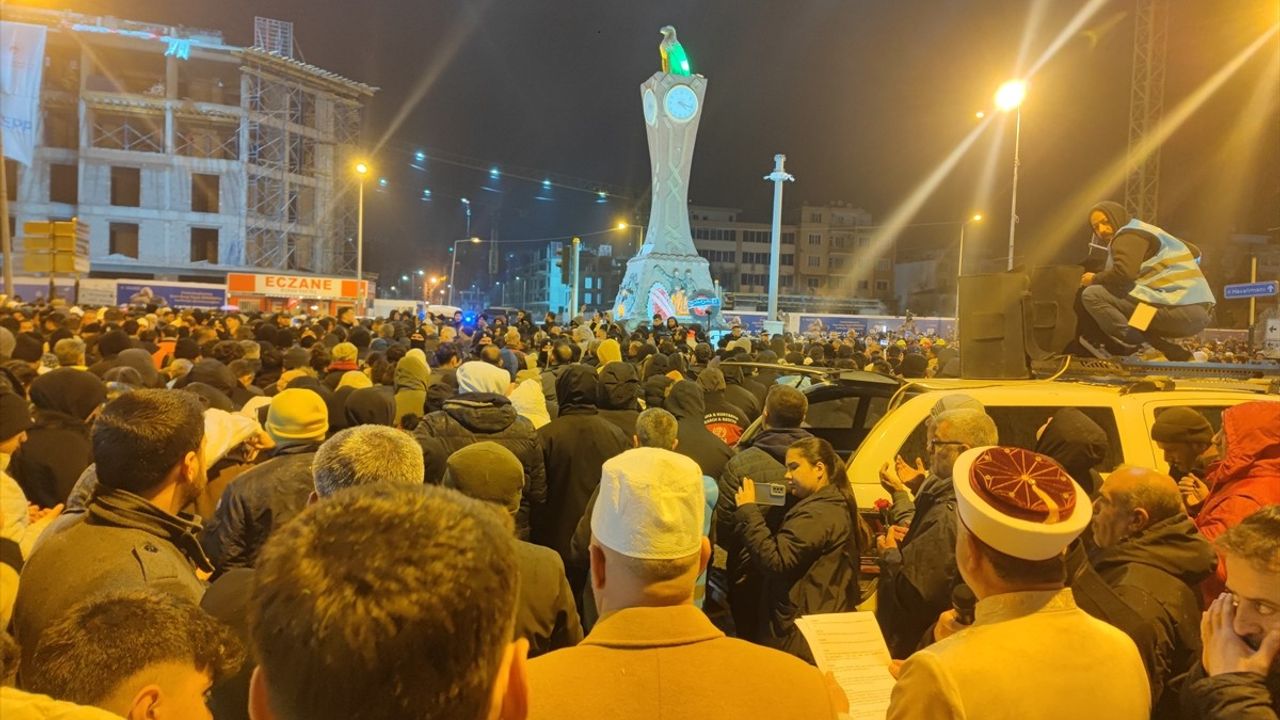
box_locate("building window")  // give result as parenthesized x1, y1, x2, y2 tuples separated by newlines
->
(190, 227, 219, 262)
(44, 108, 78, 149)
(781, 254, 794, 266)
(584, 277, 593, 289)
(807, 277, 821, 290)
(742, 230, 772, 244)
(109, 222, 140, 258)
(49, 164, 78, 204)
(782, 232, 795, 245)
(829, 257, 845, 270)
(692, 227, 736, 242)
(875, 280, 889, 291)
(858, 236, 868, 248)
(743, 251, 770, 265)
(780, 274, 794, 288)
(3, 160, 15, 202)
(876, 258, 891, 271)
(191, 173, 220, 213)
(831, 277, 845, 290)
(111, 167, 141, 207)
(807, 233, 822, 246)
(808, 255, 821, 267)
(809, 212, 822, 223)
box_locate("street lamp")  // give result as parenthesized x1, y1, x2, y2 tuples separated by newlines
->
(448, 237, 482, 306)
(995, 79, 1026, 271)
(614, 220, 646, 253)
(354, 161, 370, 311)
(460, 198, 472, 237)
(956, 213, 984, 317)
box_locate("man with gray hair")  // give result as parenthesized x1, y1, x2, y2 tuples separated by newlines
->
(876, 407, 999, 658)
(53, 337, 88, 370)
(312, 425, 425, 499)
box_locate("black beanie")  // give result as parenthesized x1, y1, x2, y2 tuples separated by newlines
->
(13, 333, 44, 363)
(0, 392, 33, 441)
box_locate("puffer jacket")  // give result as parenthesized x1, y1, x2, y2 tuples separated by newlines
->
(414, 392, 546, 539)
(200, 442, 320, 573)
(664, 380, 733, 480)
(1197, 401, 1280, 600)
(1091, 514, 1217, 717)
(735, 483, 858, 662)
(1035, 407, 1108, 497)
(714, 426, 811, 642)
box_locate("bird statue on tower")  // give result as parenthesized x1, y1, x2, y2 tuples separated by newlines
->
(659, 25, 692, 76)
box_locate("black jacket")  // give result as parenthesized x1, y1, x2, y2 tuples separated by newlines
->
(534, 366, 629, 562)
(876, 473, 961, 659)
(414, 393, 546, 539)
(12, 411, 92, 508)
(734, 483, 858, 662)
(200, 443, 320, 573)
(722, 365, 763, 421)
(664, 381, 734, 481)
(1035, 407, 1107, 497)
(514, 540, 584, 658)
(596, 362, 641, 438)
(1181, 661, 1280, 720)
(1091, 514, 1217, 717)
(715, 427, 810, 641)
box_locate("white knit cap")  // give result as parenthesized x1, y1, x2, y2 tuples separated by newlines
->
(591, 447, 705, 560)
(457, 361, 510, 395)
(954, 446, 1092, 561)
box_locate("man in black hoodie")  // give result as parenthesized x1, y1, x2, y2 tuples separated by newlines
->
(1091, 466, 1217, 719)
(1035, 407, 1108, 497)
(664, 380, 734, 481)
(1078, 201, 1215, 361)
(714, 385, 810, 641)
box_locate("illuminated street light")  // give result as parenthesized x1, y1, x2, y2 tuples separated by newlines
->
(448, 237, 484, 306)
(354, 160, 371, 312)
(995, 79, 1026, 270)
(354, 161, 369, 176)
(974, 111, 985, 119)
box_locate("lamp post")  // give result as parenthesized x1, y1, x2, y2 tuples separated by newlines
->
(995, 80, 1026, 271)
(354, 161, 370, 310)
(764, 154, 796, 334)
(615, 221, 646, 254)
(461, 197, 472, 238)
(956, 213, 984, 318)
(448, 237, 482, 306)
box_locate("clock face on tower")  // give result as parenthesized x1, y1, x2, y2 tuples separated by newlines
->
(664, 85, 699, 122)
(643, 89, 657, 126)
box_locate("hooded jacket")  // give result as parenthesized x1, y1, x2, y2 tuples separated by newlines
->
(393, 353, 431, 426)
(415, 392, 546, 539)
(1035, 407, 1108, 497)
(715, 426, 811, 642)
(1089, 201, 1205, 294)
(115, 348, 161, 388)
(12, 369, 105, 508)
(343, 386, 396, 427)
(664, 380, 733, 481)
(596, 362, 641, 438)
(534, 365, 629, 562)
(721, 364, 763, 421)
(1197, 401, 1280, 600)
(697, 369, 749, 445)
(1091, 514, 1217, 716)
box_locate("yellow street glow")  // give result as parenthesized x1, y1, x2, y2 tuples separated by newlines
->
(972, 213, 984, 222)
(354, 162, 370, 175)
(995, 80, 1027, 111)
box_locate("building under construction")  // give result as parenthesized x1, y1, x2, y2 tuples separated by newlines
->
(3, 9, 375, 280)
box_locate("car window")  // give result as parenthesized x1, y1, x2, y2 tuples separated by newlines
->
(807, 396, 859, 429)
(1152, 405, 1226, 433)
(863, 395, 889, 429)
(892, 404, 1124, 473)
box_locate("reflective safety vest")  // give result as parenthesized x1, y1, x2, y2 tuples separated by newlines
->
(1113, 219, 1216, 306)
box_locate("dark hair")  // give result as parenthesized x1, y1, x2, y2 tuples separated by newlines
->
(764, 385, 808, 428)
(211, 339, 245, 365)
(250, 485, 519, 720)
(1216, 504, 1280, 573)
(93, 389, 205, 494)
(434, 345, 459, 367)
(787, 436, 864, 580)
(27, 590, 243, 706)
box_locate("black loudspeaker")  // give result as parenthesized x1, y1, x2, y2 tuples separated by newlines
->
(959, 272, 1031, 379)
(1027, 265, 1083, 357)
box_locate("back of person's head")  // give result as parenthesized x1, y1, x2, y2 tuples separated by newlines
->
(249, 485, 522, 720)
(53, 337, 86, 366)
(764, 384, 807, 428)
(312, 425, 424, 497)
(634, 407, 678, 449)
(27, 590, 242, 715)
(93, 389, 205, 495)
(444, 442, 524, 521)
(934, 408, 998, 447)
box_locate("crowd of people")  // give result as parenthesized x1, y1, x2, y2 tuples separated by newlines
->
(0, 300, 1276, 720)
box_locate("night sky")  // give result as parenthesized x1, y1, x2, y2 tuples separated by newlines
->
(33, 0, 1280, 287)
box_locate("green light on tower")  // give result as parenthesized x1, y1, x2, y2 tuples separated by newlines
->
(659, 26, 692, 77)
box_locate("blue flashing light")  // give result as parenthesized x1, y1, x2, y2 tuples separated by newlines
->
(414, 150, 426, 163)
(422, 188, 432, 198)
(542, 178, 552, 189)
(378, 177, 388, 188)
(489, 166, 501, 179)
(463, 313, 476, 324)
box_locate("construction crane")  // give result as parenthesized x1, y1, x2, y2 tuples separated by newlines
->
(1125, 0, 1168, 222)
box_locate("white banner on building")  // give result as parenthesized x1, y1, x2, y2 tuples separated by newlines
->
(0, 21, 48, 167)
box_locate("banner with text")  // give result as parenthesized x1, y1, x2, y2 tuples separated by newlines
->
(117, 281, 226, 309)
(226, 272, 367, 301)
(0, 22, 48, 166)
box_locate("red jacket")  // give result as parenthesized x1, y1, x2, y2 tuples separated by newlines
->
(1197, 401, 1280, 601)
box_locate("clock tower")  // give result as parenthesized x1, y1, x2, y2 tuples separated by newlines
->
(612, 32, 721, 328)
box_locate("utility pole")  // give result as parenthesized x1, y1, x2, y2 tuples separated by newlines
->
(570, 236, 581, 319)
(0, 133, 12, 297)
(763, 154, 794, 335)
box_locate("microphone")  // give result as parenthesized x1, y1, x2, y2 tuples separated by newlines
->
(952, 584, 977, 626)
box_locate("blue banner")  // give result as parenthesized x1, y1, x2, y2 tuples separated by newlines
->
(11, 280, 74, 303)
(117, 282, 226, 309)
(721, 311, 768, 332)
(797, 315, 868, 336)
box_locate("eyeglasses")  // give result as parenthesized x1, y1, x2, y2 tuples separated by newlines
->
(928, 439, 967, 450)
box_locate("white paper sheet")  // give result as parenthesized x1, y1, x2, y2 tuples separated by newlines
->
(796, 611, 895, 720)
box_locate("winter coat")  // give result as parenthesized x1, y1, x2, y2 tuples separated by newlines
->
(721, 365, 763, 421)
(12, 486, 211, 672)
(1180, 660, 1280, 720)
(11, 369, 104, 509)
(1091, 514, 1217, 718)
(876, 473, 961, 659)
(1197, 401, 1280, 600)
(534, 366, 629, 561)
(664, 381, 734, 481)
(714, 427, 810, 641)
(514, 539, 584, 658)
(597, 362, 641, 438)
(1035, 407, 1108, 496)
(343, 386, 396, 427)
(200, 443, 321, 573)
(414, 393, 546, 539)
(393, 353, 431, 425)
(734, 483, 858, 662)
(539, 364, 570, 420)
(703, 390, 750, 446)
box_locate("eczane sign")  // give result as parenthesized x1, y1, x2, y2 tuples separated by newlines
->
(227, 272, 367, 300)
